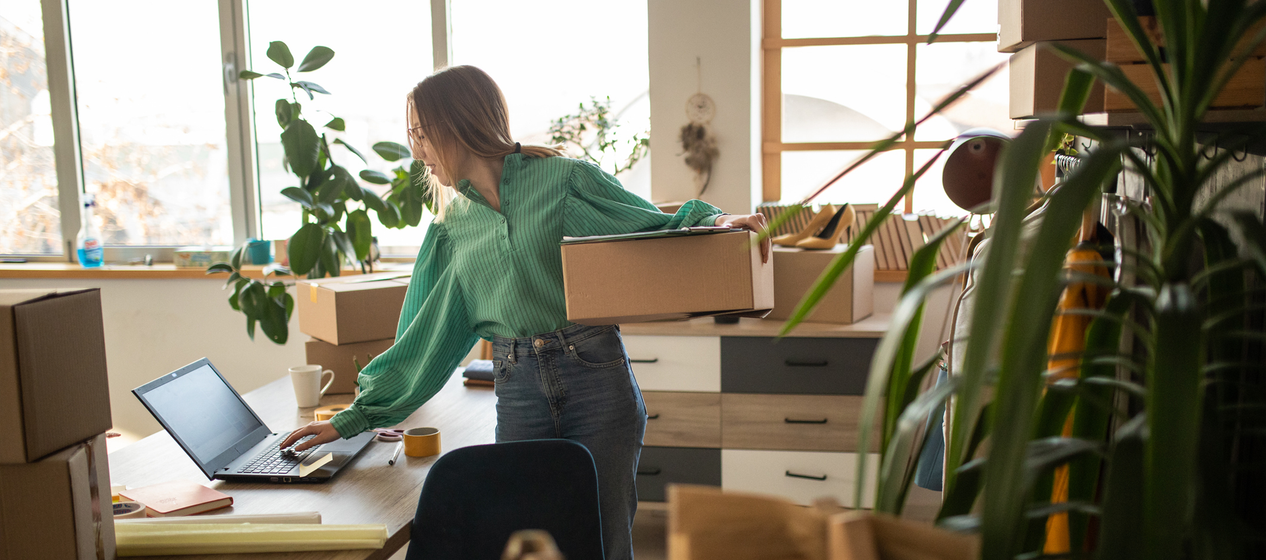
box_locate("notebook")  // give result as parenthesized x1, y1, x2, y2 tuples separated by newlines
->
(120, 480, 233, 517)
(132, 358, 374, 483)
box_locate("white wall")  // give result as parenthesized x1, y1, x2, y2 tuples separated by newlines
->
(648, 0, 763, 216)
(2, 278, 305, 447)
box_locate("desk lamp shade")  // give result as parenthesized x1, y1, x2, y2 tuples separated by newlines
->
(942, 128, 1010, 213)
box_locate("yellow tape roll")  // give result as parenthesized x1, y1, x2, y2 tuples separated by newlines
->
(403, 427, 441, 458)
(314, 405, 348, 422)
(113, 501, 147, 519)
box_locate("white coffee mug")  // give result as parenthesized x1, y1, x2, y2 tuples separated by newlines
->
(290, 365, 335, 408)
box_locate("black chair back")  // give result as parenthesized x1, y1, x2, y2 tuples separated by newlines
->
(406, 439, 604, 560)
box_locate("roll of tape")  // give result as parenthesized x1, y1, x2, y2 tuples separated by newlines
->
(403, 427, 441, 458)
(113, 501, 147, 519)
(315, 405, 348, 422)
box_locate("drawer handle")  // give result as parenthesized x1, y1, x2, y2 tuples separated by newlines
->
(647, 414, 660, 420)
(785, 359, 829, 367)
(637, 468, 662, 476)
(785, 470, 827, 481)
(784, 417, 828, 424)
(630, 358, 659, 364)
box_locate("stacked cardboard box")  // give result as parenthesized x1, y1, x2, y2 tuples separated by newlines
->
(296, 272, 410, 394)
(0, 289, 117, 560)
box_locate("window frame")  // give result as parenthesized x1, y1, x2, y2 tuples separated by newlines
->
(8, 0, 451, 263)
(761, 0, 997, 212)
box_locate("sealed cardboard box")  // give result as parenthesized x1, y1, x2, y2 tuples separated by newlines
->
(0, 289, 112, 464)
(296, 272, 410, 345)
(0, 433, 116, 560)
(768, 245, 874, 325)
(1010, 40, 1106, 119)
(304, 337, 395, 394)
(561, 229, 774, 325)
(998, 0, 1111, 53)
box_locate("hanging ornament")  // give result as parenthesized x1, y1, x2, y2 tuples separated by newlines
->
(680, 57, 718, 197)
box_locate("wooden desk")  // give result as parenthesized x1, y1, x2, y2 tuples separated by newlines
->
(108, 373, 497, 559)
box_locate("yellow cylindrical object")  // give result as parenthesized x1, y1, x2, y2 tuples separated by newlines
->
(113, 501, 147, 519)
(403, 427, 441, 458)
(314, 405, 348, 422)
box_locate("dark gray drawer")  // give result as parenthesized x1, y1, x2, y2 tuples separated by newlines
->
(636, 447, 721, 502)
(721, 337, 877, 395)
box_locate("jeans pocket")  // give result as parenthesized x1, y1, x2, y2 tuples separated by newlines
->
(567, 327, 627, 369)
(493, 358, 513, 383)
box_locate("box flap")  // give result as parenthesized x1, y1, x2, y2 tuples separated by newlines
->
(561, 227, 743, 245)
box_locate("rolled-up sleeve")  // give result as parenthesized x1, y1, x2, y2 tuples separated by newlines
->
(329, 222, 480, 438)
(562, 160, 724, 237)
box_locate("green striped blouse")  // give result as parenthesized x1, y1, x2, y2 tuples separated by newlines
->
(330, 154, 724, 437)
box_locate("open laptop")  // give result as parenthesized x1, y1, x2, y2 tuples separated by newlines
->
(133, 357, 374, 483)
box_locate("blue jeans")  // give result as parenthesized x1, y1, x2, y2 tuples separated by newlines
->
(491, 324, 646, 560)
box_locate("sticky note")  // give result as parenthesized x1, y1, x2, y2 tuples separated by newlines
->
(299, 453, 333, 477)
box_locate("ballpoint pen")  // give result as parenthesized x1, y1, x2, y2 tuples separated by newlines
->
(388, 441, 404, 466)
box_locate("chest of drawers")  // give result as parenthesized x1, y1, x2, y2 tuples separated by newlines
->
(619, 314, 888, 508)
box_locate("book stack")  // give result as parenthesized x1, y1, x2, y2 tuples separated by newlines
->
(862, 211, 966, 272)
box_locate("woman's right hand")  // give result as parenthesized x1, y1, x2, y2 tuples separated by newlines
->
(279, 421, 342, 452)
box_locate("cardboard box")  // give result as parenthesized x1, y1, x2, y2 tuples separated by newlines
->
(767, 245, 874, 325)
(1010, 40, 1106, 119)
(561, 230, 774, 325)
(296, 272, 410, 345)
(0, 289, 112, 464)
(998, 0, 1112, 53)
(172, 246, 233, 268)
(304, 337, 395, 394)
(0, 433, 116, 560)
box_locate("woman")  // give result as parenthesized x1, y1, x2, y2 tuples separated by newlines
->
(281, 65, 768, 560)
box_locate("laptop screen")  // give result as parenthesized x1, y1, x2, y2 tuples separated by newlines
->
(134, 358, 271, 478)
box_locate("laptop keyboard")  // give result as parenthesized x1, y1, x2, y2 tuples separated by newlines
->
(239, 436, 316, 474)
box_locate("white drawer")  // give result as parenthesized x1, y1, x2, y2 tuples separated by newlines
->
(721, 449, 878, 508)
(622, 335, 720, 392)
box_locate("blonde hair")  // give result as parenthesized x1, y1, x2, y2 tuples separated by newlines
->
(407, 65, 563, 220)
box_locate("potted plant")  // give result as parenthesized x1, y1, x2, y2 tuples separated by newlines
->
(776, 1, 1266, 559)
(207, 41, 431, 344)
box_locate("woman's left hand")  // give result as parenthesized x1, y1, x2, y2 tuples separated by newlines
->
(715, 213, 770, 263)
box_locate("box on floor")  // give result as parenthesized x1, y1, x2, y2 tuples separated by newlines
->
(0, 433, 116, 560)
(304, 337, 395, 394)
(767, 245, 874, 325)
(0, 289, 112, 464)
(296, 272, 410, 345)
(561, 230, 774, 325)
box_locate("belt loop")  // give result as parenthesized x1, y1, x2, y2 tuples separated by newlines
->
(507, 338, 517, 364)
(557, 327, 571, 353)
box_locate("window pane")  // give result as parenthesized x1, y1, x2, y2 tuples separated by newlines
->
(783, 0, 905, 38)
(249, 1, 434, 251)
(913, 149, 965, 216)
(783, 45, 907, 142)
(1, 2, 62, 255)
(781, 149, 906, 205)
(917, 0, 997, 35)
(913, 42, 1010, 141)
(451, 0, 650, 200)
(68, 0, 231, 246)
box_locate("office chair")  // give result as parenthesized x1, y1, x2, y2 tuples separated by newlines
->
(405, 439, 604, 560)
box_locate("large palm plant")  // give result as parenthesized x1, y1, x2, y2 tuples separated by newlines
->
(777, 1, 1266, 558)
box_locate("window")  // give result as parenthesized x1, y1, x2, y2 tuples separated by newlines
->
(0, 0, 61, 255)
(763, 0, 1009, 215)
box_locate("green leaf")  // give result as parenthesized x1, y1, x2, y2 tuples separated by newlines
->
(282, 292, 295, 321)
(228, 284, 241, 311)
(288, 223, 325, 276)
(280, 186, 314, 208)
(927, 0, 966, 43)
(266, 41, 294, 69)
(316, 167, 346, 204)
(230, 246, 244, 269)
(359, 170, 392, 184)
(332, 138, 367, 165)
(281, 120, 320, 179)
(253, 282, 287, 344)
(346, 209, 373, 262)
(362, 188, 386, 213)
(1097, 414, 1147, 560)
(320, 233, 342, 276)
(324, 117, 345, 131)
(275, 99, 293, 128)
(222, 271, 242, 289)
(205, 263, 234, 274)
(239, 70, 264, 80)
(372, 141, 411, 162)
(330, 166, 363, 201)
(296, 45, 334, 72)
(377, 201, 401, 228)
(291, 81, 330, 100)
